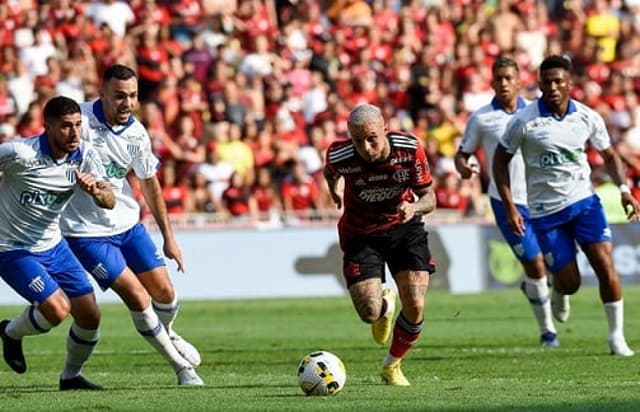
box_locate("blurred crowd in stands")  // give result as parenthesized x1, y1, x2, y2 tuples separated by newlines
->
(1, 0, 640, 226)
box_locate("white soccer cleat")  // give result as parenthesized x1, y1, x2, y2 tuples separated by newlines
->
(609, 336, 635, 357)
(171, 332, 202, 367)
(177, 366, 204, 386)
(551, 289, 570, 323)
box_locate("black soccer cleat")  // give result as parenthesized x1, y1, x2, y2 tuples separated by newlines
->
(59, 375, 104, 391)
(0, 319, 26, 374)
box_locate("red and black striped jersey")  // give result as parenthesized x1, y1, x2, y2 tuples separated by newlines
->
(325, 131, 432, 236)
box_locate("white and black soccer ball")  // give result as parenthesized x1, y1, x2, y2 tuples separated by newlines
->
(297, 351, 346, 396)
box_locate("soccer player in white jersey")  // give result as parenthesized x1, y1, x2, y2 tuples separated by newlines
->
(494, 55, 640, 356)
(455, 57, 559, 347)
(60, 65, 203, 385)
(0, 96, 115, 390)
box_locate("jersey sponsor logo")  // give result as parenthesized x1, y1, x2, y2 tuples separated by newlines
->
(20, 189, 73, 207)
(358, 186, 404, 202)
(392, 169, 410, 183)
(104, 161, 128, 179)
(355, 179, 366, 187)
(538, 148, 581, 168)
(28, 276, 45, 293)
(368, 174, 388, 182)
(24, 159, 48, 168)
(337, 166, 362, 174)
(390, 153, 413, 164)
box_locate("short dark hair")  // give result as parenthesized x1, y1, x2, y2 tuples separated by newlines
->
(492, 56, 519, 75)
(539, 55, 573, 74)
(43, 96, 80, 121)
(103, 64, 136, 83)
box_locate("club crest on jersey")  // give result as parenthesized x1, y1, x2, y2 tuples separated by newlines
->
(127, 144, 140, 158)
(66, 168, 76, 183)
(393, 169, 410, 183)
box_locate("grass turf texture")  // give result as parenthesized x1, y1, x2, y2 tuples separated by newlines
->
(1, 286, 640, 411)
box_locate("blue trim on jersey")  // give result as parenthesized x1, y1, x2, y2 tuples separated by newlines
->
(537, 98, 577, 120)
(92, 100, 135, 135)
(490, 97, 527, 112)
(38, 134, 82, 162)
(490, 197, 541, 262)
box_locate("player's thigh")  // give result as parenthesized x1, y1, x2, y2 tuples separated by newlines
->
(110, 267, 152, 311)
(66, 236, 127, 291)
(533, 221, 579, 277)
(121, 224, 174, 300)
(0, 249, 61, 306)
(386, 221, 436, 275)
(340, 234, 386, 287)
(46, 239, 95, 300)
(573, 196, 612, 246)
(491, 198, 542, 263)
(121, 223, 166, 275)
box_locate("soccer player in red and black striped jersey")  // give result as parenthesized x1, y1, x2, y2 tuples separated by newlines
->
(323, 104, 436, 386)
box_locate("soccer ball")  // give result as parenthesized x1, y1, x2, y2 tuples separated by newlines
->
(297, 351, 346, 396)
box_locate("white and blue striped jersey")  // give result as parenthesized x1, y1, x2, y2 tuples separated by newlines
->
(61, 100, 160, 237)
(460, 97, 528, 205)
(499, 98, 611, 218)
(0, 135, 106, 252)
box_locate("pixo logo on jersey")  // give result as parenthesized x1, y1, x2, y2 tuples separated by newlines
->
(20, 189, 73, 207)
(104, 162, 128, 179)
(539, 148, 581, 168)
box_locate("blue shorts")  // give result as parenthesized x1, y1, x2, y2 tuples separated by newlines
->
(0, 239, 94, 305)
(65, 223, 166, 290)
(491, 198, 542, 263)
(531, 195, 611, 273)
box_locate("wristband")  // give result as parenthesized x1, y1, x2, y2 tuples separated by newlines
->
(620, 184, 631, 194)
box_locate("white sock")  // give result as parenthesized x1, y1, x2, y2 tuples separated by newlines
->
(522, 277, 556, 334)
(6, 306, 54, 339)
(130, 306, 189, 372)
(383, 354, 401, 366)
(152, 296, 179, 336)
(61, 323, 99, 380)
(603, 299, 625, 340)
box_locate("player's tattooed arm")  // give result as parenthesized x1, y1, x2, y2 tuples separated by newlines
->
(412, 185, 436, 216)
(75, 171, 115, 209)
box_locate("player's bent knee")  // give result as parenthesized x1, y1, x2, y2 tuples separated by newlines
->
(354, 302, 381, 324)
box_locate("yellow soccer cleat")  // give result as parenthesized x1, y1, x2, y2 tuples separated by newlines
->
(381, 363, 410, 386)
(371, 288, 396, 345)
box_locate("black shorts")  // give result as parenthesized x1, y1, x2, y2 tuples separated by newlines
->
(340, 218, 436, 287)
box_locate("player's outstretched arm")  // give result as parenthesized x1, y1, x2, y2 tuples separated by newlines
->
(75, 170, 115, 209)
(600, 146, 640, 221)
(140, 175, 186, 272)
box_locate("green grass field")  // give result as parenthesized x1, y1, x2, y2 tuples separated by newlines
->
(1, 285, 640, 411)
